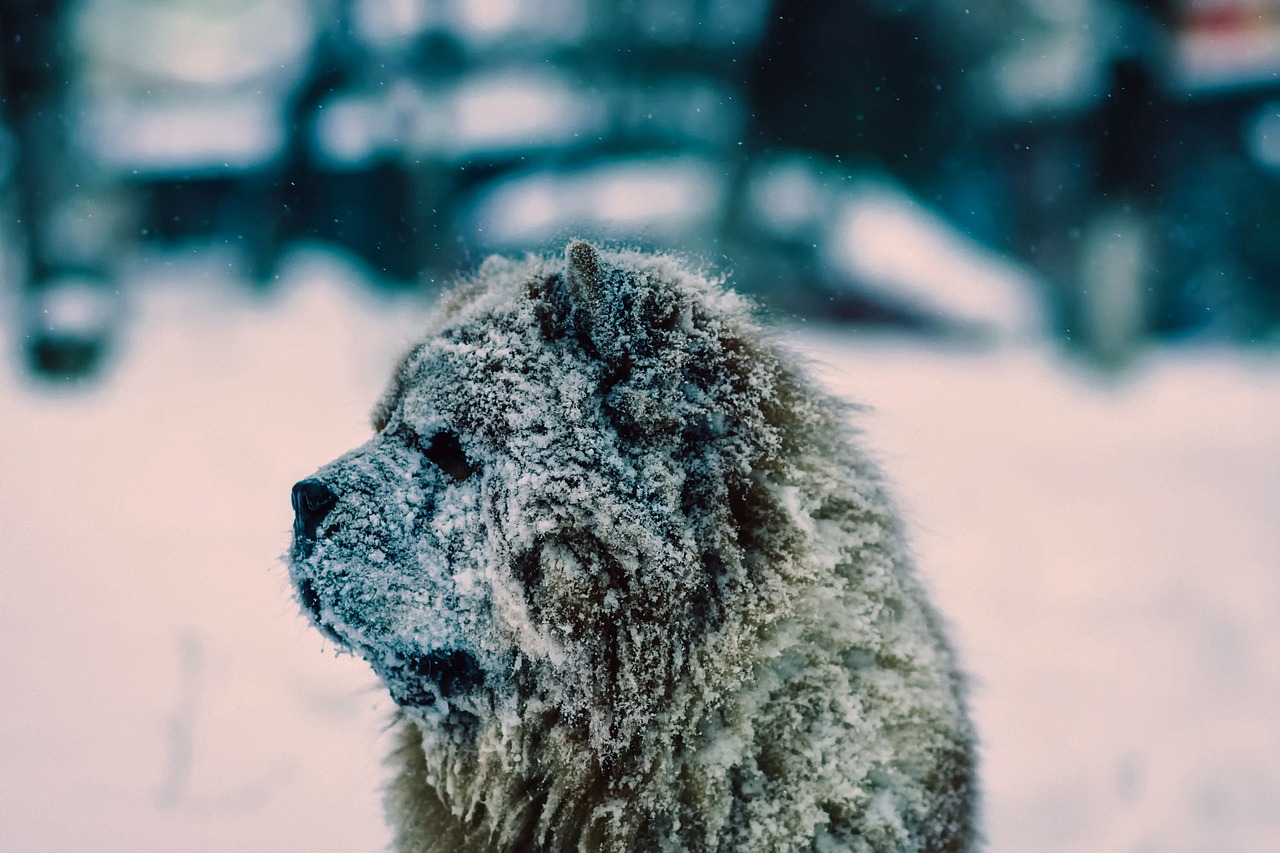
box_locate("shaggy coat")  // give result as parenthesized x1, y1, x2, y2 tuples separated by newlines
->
(287, 242, 978, 852)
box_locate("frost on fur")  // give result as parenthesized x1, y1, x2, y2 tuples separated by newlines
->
(287, 241, 978, 852)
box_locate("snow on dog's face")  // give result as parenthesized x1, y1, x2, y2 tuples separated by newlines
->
(288, 242, 797, 759)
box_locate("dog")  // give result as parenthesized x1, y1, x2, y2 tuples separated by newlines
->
(287, 241, 977, 851)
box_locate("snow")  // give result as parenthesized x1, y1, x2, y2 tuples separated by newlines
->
(795, 330, 1280, 853)
(77, 0, 313, 87)
(465, 157, 722, 248)
(81, 94, 288, 174)
(2, 247, 1279, 851)
(73, 0, 312, 173)
(824, 181, 1047, 338)
(27, 277, 120, 337)
(1246, 105, 1280, 172)
(313, 73, 606, 167)
(743, 163, 1046, 337)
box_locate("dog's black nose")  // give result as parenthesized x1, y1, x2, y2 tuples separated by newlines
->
(292, 479, 338, 541)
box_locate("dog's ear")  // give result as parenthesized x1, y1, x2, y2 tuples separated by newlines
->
(559, 240, 700, 438)
(559, 240, 607, 352)
(564, 240, 603, 308)
(560, 240, 683, 363)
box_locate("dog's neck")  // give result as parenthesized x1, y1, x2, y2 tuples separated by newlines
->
(385, 709, 617, 853)
(385, 715, 486, 853)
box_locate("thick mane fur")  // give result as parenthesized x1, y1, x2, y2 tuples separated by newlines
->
(290, 243, 978, 852)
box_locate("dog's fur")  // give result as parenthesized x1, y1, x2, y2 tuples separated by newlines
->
(287, 242, 978, 852)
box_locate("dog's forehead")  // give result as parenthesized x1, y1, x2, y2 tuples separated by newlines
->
(387, 302, 599, 437)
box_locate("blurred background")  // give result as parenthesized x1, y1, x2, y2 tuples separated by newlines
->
(2, 1, 1279, 851)
(5, 0, 1280, 379)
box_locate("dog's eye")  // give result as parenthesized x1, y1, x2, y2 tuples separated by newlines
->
(401, 426, 478, 482)
(424, 431, 478, 482)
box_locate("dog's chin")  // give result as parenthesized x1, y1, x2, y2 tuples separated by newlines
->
(291, 561, 485, 713)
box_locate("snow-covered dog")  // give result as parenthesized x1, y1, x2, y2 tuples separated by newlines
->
(287, 242, 977, 852)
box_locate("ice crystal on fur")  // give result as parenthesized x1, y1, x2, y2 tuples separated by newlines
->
(287, 241, 978, 852)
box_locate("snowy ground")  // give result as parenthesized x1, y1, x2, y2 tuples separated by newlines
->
(2, 248, 1278, 852)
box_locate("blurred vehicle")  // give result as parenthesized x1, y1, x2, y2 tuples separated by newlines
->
(19, 0, 1280, 380)
(284, 0, 1035, 333)
(74, 0, 315, 281)
(1, 0, 1051, 387)
(1, 0, 123, 379)
(966, 0, 1280, 363)
(292, 0, 763, 281)
(2, 0, 315, 380)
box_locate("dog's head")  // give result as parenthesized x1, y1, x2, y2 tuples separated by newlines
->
(287, 241, 807, 759)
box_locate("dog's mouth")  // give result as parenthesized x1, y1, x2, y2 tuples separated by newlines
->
(292, 568, 484, 709)
(296, 576, 347, 645)
(375, 649, 486, 708)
